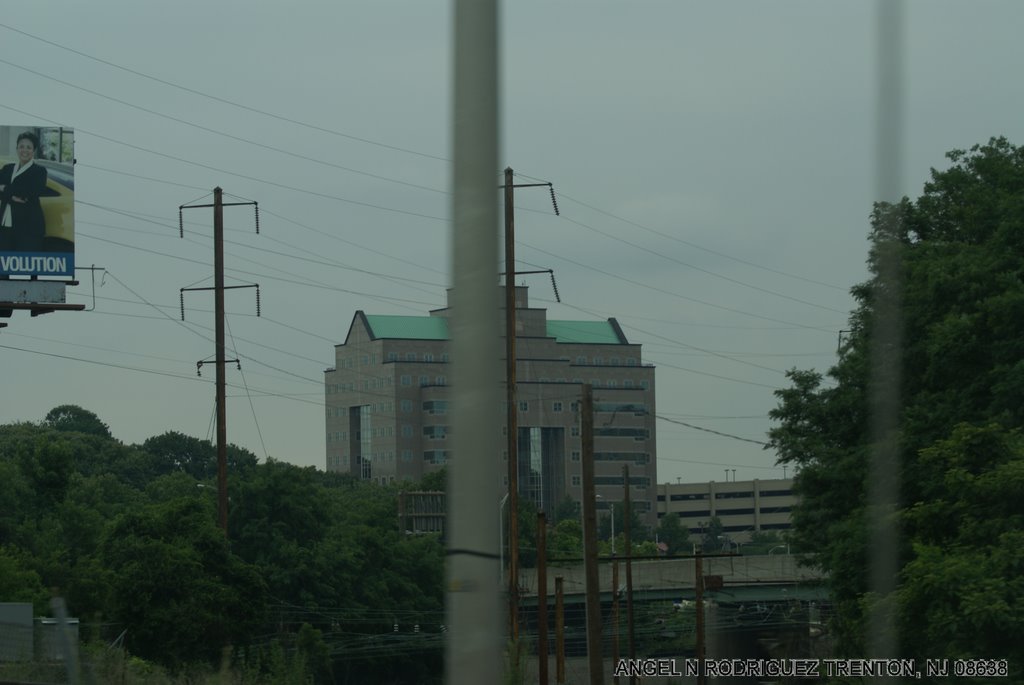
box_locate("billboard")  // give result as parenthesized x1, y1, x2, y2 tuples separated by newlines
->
(0, 125, 74, 277)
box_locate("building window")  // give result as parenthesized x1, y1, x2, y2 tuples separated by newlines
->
(593, 357, 603, 365)
(571, 475, 581, 486)
(553, 401, 563, 412)
(571, 451, 580, 461)
(571, 426, 580, 437)
(424, 353, 434, 362)
(424, 450, 449, 465)
(441, 353, 450, 362)
(423, 426, 449, 440)
(419, 375, 430, 386)
(624, 380, 635, 388)
(406, 352, 416, 361)
(401, 375, 411, 386)
(402, 450, 413, 462)
(435, 376, 446, 386)
(576, 356, 587, 364)
(387, 352, 398, 362)
(640, 380, 649, 390)
(402, 425, 413, 438)
(518, 400, 529, 412)
(423, 400, 449, 415)
(400, 399, 413, 412)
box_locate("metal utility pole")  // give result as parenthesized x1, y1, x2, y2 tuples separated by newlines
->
(580, 384, 604, 685)
(179, 188, 259, 536)
(501, 167, 559, 641)
(622, 465, 636, 684)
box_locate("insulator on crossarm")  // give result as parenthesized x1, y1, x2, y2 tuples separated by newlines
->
(196, 362, 202, 377)
(178, 207, 184, 238)
(179, 290, 185, 320)
(236, 360, 241, 371)
(255, 286, 261, 317)
(254, 203, 260, 235)
(550, 271, 561, 303)
(549, 185, 560, 216)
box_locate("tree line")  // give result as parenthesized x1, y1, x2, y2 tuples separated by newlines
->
(0, 405, 443, 683)
(768, 137, 1023, 681)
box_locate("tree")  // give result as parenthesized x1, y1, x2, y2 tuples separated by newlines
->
(43, 404, 112, 438)
(101, 497, 266, 668)
(655, 512, 689, 555)
(768, 137, 1024, 673)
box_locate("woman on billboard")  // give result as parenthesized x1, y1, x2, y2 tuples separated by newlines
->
(0, 131, 48, 252)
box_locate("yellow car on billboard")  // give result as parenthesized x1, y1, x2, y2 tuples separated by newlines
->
(0, 157, 75, 251)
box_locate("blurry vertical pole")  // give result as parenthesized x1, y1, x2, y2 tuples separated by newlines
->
(213, 187, 228, 535)
(446, 0, 503, 683)
(622, 465, 636, 684)
(868, 0, 905, 662)
(51, 596, 79, 685)
(504, 166, 520, 641)
(580, 384, 604, 685)
(537, 511, 549, 685)
(555, 576, 566, 684)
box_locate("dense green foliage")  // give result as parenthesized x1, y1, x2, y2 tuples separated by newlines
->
(0, 412, 444, 683)
(768, 137, 1024, 679)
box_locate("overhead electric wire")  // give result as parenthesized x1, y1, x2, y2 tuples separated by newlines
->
(0, 21, 449, 162)
(0, 57, 449, 198)
(655, 414, 769, 447)
(519, 241, 835, 332)
(514, 170, 846, 292)
(0, 103, 448, 223)
(555, 213, 845, 314)
(227, 315, 270, 460)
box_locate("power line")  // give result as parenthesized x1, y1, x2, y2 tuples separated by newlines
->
(655, 414, 769, 447)
(0, 21, 450, 162)
(513, 171, 846, 292)
(0, 103, 449, 223)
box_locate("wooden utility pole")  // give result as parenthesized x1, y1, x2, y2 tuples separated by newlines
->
(213, 189, 228, 533)
(504, 166, 520, 641)
(178, 188, 259, 537)
(580, 384, 603, 685)
(501, 167, 557, 640)
(555, 576, 566, 684)
(537, 511, 549, 685)
(612, 558, 620, 685)
(622, 465, 636, 684)
(695, 547, 706, 685)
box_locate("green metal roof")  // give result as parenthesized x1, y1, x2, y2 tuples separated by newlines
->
(546, 319, 624, 344)
(360, 314, 623, 344)
(364, 315, 449, 340)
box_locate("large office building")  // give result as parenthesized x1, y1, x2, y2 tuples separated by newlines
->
(655, 477, 795, 544)
(325, 286, 658, 524)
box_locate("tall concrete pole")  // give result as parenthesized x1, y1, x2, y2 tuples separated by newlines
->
(446, 0, 503, 683)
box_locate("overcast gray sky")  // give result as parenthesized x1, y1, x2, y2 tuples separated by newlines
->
(2, 1, 1022, 484)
